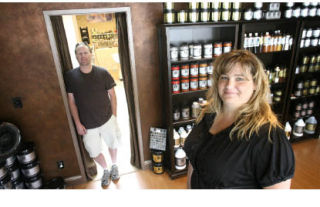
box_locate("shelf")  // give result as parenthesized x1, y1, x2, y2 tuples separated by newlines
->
(172, 89, 208, 97)
(171, 57, 213, 64)
(173, 119, 196, 126)
(290, 94, 320, 100)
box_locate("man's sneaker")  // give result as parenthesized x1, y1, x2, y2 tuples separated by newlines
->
(110, 165, 120, 181)
(101, 170, 110, 187)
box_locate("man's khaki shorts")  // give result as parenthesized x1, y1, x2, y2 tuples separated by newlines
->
(83, 115, 121, 158)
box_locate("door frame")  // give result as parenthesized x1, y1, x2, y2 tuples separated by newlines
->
(43, 7, 144, 184)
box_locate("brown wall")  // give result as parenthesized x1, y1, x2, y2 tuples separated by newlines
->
(0, 3, 163, 180)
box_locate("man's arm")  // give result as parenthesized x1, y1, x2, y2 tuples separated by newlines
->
(67, 93, 86, 135)
(108, 87, 117, 117)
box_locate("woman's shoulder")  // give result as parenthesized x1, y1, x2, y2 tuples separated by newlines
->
(250, 123, 287, 146)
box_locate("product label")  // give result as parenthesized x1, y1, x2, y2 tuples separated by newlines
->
(175, 157, 186, 167)
(199, 79, 207, 89)
(199, 66, 207, 75)
(170, 49, 178, 60)
(207, 65, 213, 74)
(181, 81, 189, 91)
(180, 48, 189, 59)
(153, 154, 162, 163)
(182, 108, 190, 119)
(204, 47, 212, 57)
(190, 67, 198, 76)
(172, 70, 180, 79)
(193, 47, 202, 57)
(172, 82, 180, 93)
(153, 166, 163, 174)
(181, 68, 189, 78)
(214, 47, 222, 56)
(190, 80, 198, 90)
(306, 123, 316, 132)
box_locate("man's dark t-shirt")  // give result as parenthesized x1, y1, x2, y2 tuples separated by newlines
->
(64, 65, 116, 129)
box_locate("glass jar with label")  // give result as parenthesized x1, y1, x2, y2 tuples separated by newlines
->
(203, 43, 212, 58)
(170, 46, 178, 61)
(207, 62, 213, 74)
(200, 9, 209, 22)
(253, 9, 262, 20)
(190, 78, 198, 91)
(164, 9, 175, 24)
(177, 10, 187, 23)
(181, 104, 190, 120)
(199, 63, 207, 76)
(193, 44, 202, 59)
(173, 106, 180, 121)
(293, 6, 301, 18)
(179, 44, 189, 60)
(171, 65, 180, 80)
(232, 9, 241, 21)
(211, 9, 220, 22)
(190, 63, 199, 77)
(221, 9, 230, 21)
(244, 9, 253, 21)
(223, 42, 232, 53)
(180, 64, 189, 79)
(213, 42, 223, 57)
(199, 76, 208, 90)
(188, 9, 198, 23)
(181, 79, 190, 92)
(172, 80, 180, 94)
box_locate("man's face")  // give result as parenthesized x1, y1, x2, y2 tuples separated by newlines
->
(75, 45, 92, 67)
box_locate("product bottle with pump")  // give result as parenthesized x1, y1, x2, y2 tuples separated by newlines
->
(285, 122, 292, 140)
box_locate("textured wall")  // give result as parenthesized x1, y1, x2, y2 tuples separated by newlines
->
(0, 2, 163, 180)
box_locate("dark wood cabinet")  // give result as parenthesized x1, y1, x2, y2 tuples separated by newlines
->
(158, 17, 320, 179)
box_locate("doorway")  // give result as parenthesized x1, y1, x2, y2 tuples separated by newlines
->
(43, 7, 144, 184)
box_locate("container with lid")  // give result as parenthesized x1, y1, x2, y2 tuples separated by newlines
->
(190, 78, 198, 91)
(188, 9, 198, 23)
(193, 44, 202, 59)
(170, 46, 178, 61)
(17, 142, 36, 165)
(223, 42, 232, 53)
(181, 104, 190, 120)
(304, 116, 317, 134)
(177, 10, 187, 23)
(173, 129, 180, 149)
(293, 118, 305, 137)
(180, 64, 189, 79)
(172, 80, 180, 94)
(199, 63, 207, 76)
(181, 79, 190, 92)
(173, 106, 180, 121)
(203, 43, 212, 58)
(192, 102, 201, 119)
(175, 147, 186, 170)
(171, 65, 180, 80)
(199, 76, 208, 90)
(190, 63, 199, 77)
(153, 163, 164, 174)
(213, 42, 223, 57)
(179, 44, 189, 60)
(164, 9, 175, 24)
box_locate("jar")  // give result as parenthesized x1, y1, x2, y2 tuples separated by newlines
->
(191, 101, 201, 118)
(304, 38, 311, 47)
(302, 102, 308, 109)
(190, 78, 198, 91)
(181, 104, 190, 120)
(179, 44, 189, 60)
(285, 8, 293, 18)
(294, 89, 302, 97)
(309, 7, 317, 17)
(307, 109, 313, 116)
(302, 88, 308, 96)
(300, 110, 306, 117)
(309, 101, 315, 108)
(310, 79, 317, 87)
(295, 103, 302, 111)
(253, 9, 262, 20)
(207, 62, 213, 74)
(308, 64, 315, 73)
(312, 28, 320, 37)
(273, 96, 281, 103)
(223, 41, 232, 53)
(164, 9, 175, 24)
(293, 7, 301, 18)
(304, 116, 317, 134)
(211, 9, 220, 22)
(170, 46, 178, 61)
(199, 76, 208, 90)
(232, 9, 241, 21)
(311, 38, 318, 46)
(221, 9, 230, 21)
(193, 44, 202, 59)
(302, 56, 310, 64)
(188, 44, 193, 58)
(199, 63, 207, 76)
(294, 111, 300, 119)
(173, 106, 180, 121)
(213, 42, 223, 57)
(307, 29, 313, 38)
(200, 9, 209, 22)
(244, 9, 253, 21)
(172, 80, 180, 94)
(309, 87, 316, 95)
(207, 77, 212, 87)
(203, 43, 213, 58)
(181, 79, 190, 92)
(188, 9, 198, 23)
(300, 6, 309, 18)
(177, 10, 187, 23)
(153, 163, 164, 174)
(300, 38, 305, 48)
(293, 118, 305, 137)
(189, 63, 198, 78)
(180, 64, 189, 79)
(304, 80, 310, 88)
(171, 65, 180, 80)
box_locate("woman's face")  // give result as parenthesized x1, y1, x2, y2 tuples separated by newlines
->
(218, 63, 256, 110)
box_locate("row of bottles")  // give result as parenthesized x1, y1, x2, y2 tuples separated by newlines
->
(170, 41, 232, 61)
(265, 65, 288, 85)
(284, 2, 320, 19)
(300, 27, 320, 48)
(293, 78, 320, 98)
(296, 54, 320, 74)
(292, 100, 316, 120)
(243, 31, 293, 53)
(286, 116, 318, 140)
(173, 98, 207, 122)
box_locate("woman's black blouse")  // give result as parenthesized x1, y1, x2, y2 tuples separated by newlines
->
(183, 113, 295, 189)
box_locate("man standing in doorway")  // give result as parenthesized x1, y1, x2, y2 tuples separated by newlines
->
(64, 42, 121, 187)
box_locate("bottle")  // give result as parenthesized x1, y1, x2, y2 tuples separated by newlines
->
(248, 33, 253, 52)
(304, 116, 317, 134)
(192, 101, 201, 118)
(173, 129, 180, 149)
(175, 147, 187, 170)
(253, 33, 260, 53)
(293, 118, 305, 137)
(180, 128, 188, 147)
(284, 122, 292, 140)
(263, 32, 271, 53)
(243, 33, 248, 50)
